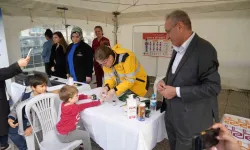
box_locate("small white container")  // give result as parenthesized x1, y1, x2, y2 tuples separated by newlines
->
(68, 77, 74, 86)
(126, 94, 137, 119)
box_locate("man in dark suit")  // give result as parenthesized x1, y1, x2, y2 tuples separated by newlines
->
(0, 57, 30, 150)
(157, 10, 221, 150)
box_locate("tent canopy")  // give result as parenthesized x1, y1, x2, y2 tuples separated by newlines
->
(1, 0, 250, 24)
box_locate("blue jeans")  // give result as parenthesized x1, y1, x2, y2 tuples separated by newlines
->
(8, 120, 28, 150)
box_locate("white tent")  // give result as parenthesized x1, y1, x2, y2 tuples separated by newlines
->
(0, 0, 250, 90)
(1, 0, 249, 24)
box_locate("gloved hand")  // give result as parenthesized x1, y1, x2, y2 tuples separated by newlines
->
(100, 86, 109, 100)
(105, 89, 116, 101)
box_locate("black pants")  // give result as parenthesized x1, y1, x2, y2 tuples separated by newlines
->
(44, 63, 51, 76)
(165, 109, 192, 150)
(0, 135, 8, 147)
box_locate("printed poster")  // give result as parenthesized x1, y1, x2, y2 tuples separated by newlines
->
(143, 33, 172, 57)
(222, 114, 250, 150)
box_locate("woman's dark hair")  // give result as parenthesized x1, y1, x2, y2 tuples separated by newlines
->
(94, 26, 103, 35)
(95, 45, 113, 61)
(53, 31, 68, 53)
(44, 29, 53, 39)
(29, 74, 48, 88)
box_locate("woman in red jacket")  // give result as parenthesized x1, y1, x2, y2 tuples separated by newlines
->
(92, 26, 110, 87)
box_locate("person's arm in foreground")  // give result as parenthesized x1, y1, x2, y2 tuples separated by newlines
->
(77, 100, 101, 111)
(211, 123, 240, 150)
(78, 94, 92, 100)
(0, 57, 30, 80)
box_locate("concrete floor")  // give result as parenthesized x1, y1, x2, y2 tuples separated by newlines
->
(89, 78, 250, 150)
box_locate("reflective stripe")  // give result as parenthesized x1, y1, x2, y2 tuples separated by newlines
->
(104, 72, 115, 80)
(104, 75, 111, 80)
(126, 78, 135, 83)
(112, 53, 141, 84)
(117, 61, 141, 78)
(118, 54, 125, 63)
(111, 67, 121, 84)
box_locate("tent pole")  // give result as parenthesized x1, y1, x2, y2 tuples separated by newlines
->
(112, 11, 120, 44)
(57, 7, 69, 43)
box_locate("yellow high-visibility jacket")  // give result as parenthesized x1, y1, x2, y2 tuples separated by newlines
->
(103, 44, 148, 97)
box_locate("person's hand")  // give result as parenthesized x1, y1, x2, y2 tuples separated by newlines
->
(100, 86, 109, 100)
(24, 126, 33, 136)
(51, 66, 55, 72)
(210, 123, 240, 150)
(105, 89, 116, 101)
(157, 80, 166, 92)
(17, 56, 30, 68)
(8, 118, 19, 128)
(86, 77, 92, 84)
(159, 85, 176, 99)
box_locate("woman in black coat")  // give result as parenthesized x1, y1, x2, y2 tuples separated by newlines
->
(0, 57, 29, 149)
(66, 27, 93, 83)
(50, 32, 68, 79)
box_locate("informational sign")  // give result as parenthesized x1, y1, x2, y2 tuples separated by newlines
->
(222, 114, 250, 150)
(143, 33, 172, 57)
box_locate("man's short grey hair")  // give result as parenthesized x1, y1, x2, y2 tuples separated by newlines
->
(166, 10, 192, 30)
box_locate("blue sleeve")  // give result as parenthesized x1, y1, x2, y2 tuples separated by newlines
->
(42, 42, 49, 57)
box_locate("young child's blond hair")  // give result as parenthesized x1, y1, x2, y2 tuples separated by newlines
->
(59, 85, 78, 102)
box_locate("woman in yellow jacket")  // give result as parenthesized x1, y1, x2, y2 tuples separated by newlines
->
(95, 44, 149, 100)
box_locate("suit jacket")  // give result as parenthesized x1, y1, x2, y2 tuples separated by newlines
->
(0, 62, 22, 135)
(161, 34, 221, 137)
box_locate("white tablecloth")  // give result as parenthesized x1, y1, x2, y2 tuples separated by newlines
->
(80, 88, 167, 150)
(48, 76, 91, 93)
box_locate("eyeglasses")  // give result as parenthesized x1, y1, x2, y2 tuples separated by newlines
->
(165, 24, 177, 34)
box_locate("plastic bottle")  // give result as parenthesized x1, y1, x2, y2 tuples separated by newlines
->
(137, 102, 146, 121)
(150, 94, 157, 112)
(68, 75, 74, 86)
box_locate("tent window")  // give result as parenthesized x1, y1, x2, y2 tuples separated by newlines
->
(19, 25, 94, 73)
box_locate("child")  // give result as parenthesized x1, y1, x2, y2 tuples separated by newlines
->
(8, 74, 47, 150)
(56, 85, 102, 150)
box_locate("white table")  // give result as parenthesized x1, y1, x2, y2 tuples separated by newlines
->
(48, 76, 91, 93)
(80, 88, 168, 150)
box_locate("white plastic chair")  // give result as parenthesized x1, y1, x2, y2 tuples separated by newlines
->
(25, 93, 82, 150)
(16, 99, 41, 150)
(10, 82, 27, 104)
(153, 76, 165, 97)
